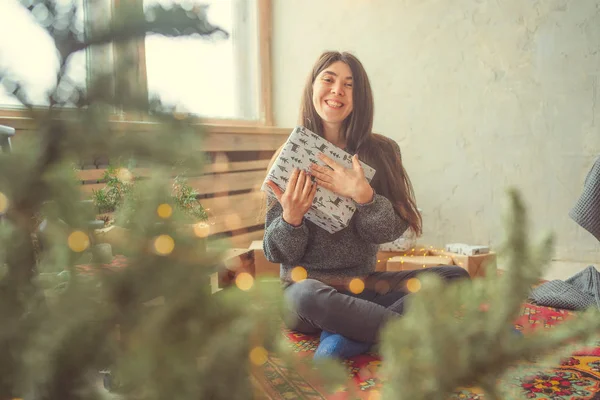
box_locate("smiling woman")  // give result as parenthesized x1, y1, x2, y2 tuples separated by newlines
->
(260, 50, 470, 361)
(311, 61, 354, 147)
(299, 52, 374, 153)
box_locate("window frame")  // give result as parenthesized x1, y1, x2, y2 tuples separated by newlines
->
(0, 0, 274, 127)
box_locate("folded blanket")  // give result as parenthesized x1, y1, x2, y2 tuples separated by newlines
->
(529, 265, 600, 310)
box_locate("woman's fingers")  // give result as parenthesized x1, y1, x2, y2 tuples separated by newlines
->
(266, 180, 283, 202)
(308, 179, 318, 202)
(314, 178, 334, 192)
(295, 170, 307, 197)
(287, 167, 300, 193)
(317, 153, 338, 170)
(351, 154, 366, 179)
(310, 163, 335, 192)
(301, 173, 314, 199)
(309, 164, 333, 183)
(273, 168, 318, 215)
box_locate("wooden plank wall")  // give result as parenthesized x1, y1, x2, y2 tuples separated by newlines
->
(2, 118, 288, 249)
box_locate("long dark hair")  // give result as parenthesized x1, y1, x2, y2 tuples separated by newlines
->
(265, 51, 422, 236)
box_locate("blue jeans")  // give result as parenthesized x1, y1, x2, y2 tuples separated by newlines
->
(283, 266, 470, 343)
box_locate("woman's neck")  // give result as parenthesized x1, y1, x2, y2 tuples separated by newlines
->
(323, 123, 346, 149)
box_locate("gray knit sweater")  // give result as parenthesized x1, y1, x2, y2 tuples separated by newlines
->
(263, 192, 409, 285)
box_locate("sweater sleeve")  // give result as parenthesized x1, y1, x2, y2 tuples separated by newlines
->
(262, 197, 310, 265)
(352, 192, 409, 244)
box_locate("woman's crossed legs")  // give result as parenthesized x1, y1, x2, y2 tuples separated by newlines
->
(283, 266, 470, 344)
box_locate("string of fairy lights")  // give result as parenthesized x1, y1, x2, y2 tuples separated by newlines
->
(0, 192, 7, 214)
(0, 187, 468, 305)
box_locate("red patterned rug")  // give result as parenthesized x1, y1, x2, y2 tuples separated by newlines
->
(76, 258, 600, 399)
(251, 304, 600, 399)
(75, 255, 129, 274)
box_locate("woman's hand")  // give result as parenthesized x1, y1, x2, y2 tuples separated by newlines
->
(266, 168, 317, 226)
(310, 153, 374, 204)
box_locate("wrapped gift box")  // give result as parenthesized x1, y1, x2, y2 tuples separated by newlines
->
(379, 207, 421, 252)
(445, 243, 490, 256)
(376, 251, 403, 271)
(385, 246, 496, 277)
(379, 227, 418, 252)
(430, 248, 496, 277)
(387, 251, 453, 271)
(261, 126, 376, 234)
(249, 240, 281, 277)
(214, 248, 254, 293)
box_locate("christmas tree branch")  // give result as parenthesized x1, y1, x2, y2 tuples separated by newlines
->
(379, 188, 600, 400)
(0, 72, 34, 111)
(3, 2, 599, 399)
(0, 3, 230, 397)
(19, 0, 227, 110)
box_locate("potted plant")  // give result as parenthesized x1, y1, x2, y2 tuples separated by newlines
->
(90, 166, 210, 262)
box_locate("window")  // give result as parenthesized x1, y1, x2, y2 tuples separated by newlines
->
(0, 0, 270, 124)
(0, 0, 87, 107)
(143, 0, 260, 120)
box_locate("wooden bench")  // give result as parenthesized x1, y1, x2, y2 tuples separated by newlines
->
(1, 118, 289, 248)
(79, 125, 288, 247)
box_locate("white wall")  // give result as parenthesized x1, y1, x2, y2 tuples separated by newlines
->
(271, 0, 600, 265)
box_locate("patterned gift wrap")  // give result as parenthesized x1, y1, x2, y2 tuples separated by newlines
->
(261, 126, 376, 234)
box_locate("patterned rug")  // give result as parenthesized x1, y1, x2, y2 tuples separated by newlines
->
(77, 258, 600, 399)
(251, 304, 600, 400)
(75, 254, 129, 274)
